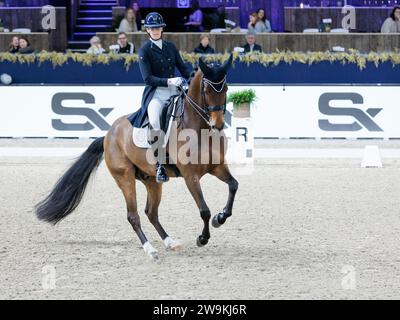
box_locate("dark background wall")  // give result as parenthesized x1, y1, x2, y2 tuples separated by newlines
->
(0, 0, 48, 6)
(2, 0, 398, 32)
(120, 0, 398, 31)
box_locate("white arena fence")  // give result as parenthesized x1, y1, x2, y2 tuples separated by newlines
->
(0, 85, 398, 139)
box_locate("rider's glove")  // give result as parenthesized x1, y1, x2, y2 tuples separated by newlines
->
(168, 77, 184, 87)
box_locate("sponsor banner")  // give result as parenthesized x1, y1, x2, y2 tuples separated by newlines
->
(0, 86, 397, 138)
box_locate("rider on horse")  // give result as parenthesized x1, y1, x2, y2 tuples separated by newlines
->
(134, 12, 191, 183)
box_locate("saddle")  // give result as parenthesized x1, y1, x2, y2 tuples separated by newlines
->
(131, 93, 184, 149)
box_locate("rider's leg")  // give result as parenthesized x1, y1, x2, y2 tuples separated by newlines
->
(147, 97, 163, 131)
(148, 97, 168, 183)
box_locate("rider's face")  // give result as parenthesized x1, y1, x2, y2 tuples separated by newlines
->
(146, 27, 163, 40)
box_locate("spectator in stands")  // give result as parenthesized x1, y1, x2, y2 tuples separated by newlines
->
(248, 12, 268, 33)
(87, 36, 105, 55)
(114, 32, 135, 54)
(257, 8, 272, 33)
(119, 7, 138, 33)
(8, 36, 20, 53)
(185, 0, 204, 32)
(194, 34, 215, 54)
(242, 31, 262, 53)
(381, 6, 400, 33)
(18, 37, 34, 54)
(131, 1, 142, 31)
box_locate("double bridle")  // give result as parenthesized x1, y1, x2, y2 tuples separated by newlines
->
(179, 75, 227, 128)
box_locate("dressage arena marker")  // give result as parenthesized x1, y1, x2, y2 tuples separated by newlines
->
(361, 146, 383, 168)
(227, 117, 254, 164)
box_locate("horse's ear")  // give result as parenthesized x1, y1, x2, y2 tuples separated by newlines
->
(222, 53, 233, 73)
(198, 57, 212, 76)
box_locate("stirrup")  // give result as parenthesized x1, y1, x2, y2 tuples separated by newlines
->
(156, 164, 169, 183)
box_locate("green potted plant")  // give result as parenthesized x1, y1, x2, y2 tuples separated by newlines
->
(228, 89, 256, 118)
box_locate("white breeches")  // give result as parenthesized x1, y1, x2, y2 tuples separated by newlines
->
(148, 86, 178, 130)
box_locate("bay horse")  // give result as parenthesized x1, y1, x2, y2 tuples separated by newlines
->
(35, 54, 238, 260)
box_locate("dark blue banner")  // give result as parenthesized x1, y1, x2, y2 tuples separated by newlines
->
(1, 60, 400, 85)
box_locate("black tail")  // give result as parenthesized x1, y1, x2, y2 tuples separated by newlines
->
(35, 137, 105, 224)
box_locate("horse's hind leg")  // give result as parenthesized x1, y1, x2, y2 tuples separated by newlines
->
(143, 178, 182, 251)
(104, 142, 158, 260)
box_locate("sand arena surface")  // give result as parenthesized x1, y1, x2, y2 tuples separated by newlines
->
(1, 139, 400, 299)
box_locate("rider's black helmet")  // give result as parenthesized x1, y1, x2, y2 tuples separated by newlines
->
(144, 12, 166, 28)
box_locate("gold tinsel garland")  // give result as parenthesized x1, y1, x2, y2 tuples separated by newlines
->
(0, 50, 400, 70)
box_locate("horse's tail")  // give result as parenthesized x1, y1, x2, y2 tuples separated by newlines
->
(35, 137, 105, 225)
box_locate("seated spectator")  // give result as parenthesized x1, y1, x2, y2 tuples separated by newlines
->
(194, 34, 215, 54)
(242, 31, 262, 53)
(18, 37, 34, 54)
(381, 6, 400, 33)
(87, 36, 105, 55)
(119, 7, 138, 33)
(113, 32, 135, 54)
(185, 0, 204, 32)
(248, 12, 268, 33)
(8, 36, 20, 53)
(257, 8, 272, 33)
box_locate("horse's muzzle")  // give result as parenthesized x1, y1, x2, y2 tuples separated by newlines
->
(211, 123, 225, 132)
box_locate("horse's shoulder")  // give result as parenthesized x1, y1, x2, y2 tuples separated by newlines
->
(111, 114, 133, 130)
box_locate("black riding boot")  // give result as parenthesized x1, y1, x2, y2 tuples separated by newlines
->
(150, 129, 169, 183)
(156, 161, 169, 183)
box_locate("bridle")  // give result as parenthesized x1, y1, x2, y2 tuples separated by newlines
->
(179, 75, 227, 128)
(202, 76, 227, 114)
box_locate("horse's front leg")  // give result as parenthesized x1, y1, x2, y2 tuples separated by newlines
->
(184, 175, 211, 247)
(210, 164, 239, 228)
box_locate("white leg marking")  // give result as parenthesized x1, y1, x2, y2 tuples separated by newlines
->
(143, 241, 159, 260)
(164, 237, 183, 251)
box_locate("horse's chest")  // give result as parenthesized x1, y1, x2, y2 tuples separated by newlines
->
(168, 128, 227, 165)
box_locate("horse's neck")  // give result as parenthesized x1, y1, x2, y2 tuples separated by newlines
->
(182, 72, 207, 131)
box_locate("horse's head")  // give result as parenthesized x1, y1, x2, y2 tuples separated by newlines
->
(198, 54, 233, 131)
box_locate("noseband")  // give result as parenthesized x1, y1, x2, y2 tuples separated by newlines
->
(202, 76, 227, 114)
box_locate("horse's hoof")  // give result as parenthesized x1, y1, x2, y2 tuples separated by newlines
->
(164, 237, 183, 251)
(196, 236, 208, 247)
(167, 241, 183, 251)
(148, 251, 159, 260)
(213, 213, 227, 228)
(212, 214, 222, 228)
(143, 242, 159, 260)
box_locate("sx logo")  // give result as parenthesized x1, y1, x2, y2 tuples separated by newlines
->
(52, 93, 113, 131)
(319, 92, 383, 132)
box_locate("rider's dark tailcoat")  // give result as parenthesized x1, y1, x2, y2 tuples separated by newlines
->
(130, 40, 191, 128)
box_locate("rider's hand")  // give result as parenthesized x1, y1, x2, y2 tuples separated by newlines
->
(168, 77, 184, 87)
